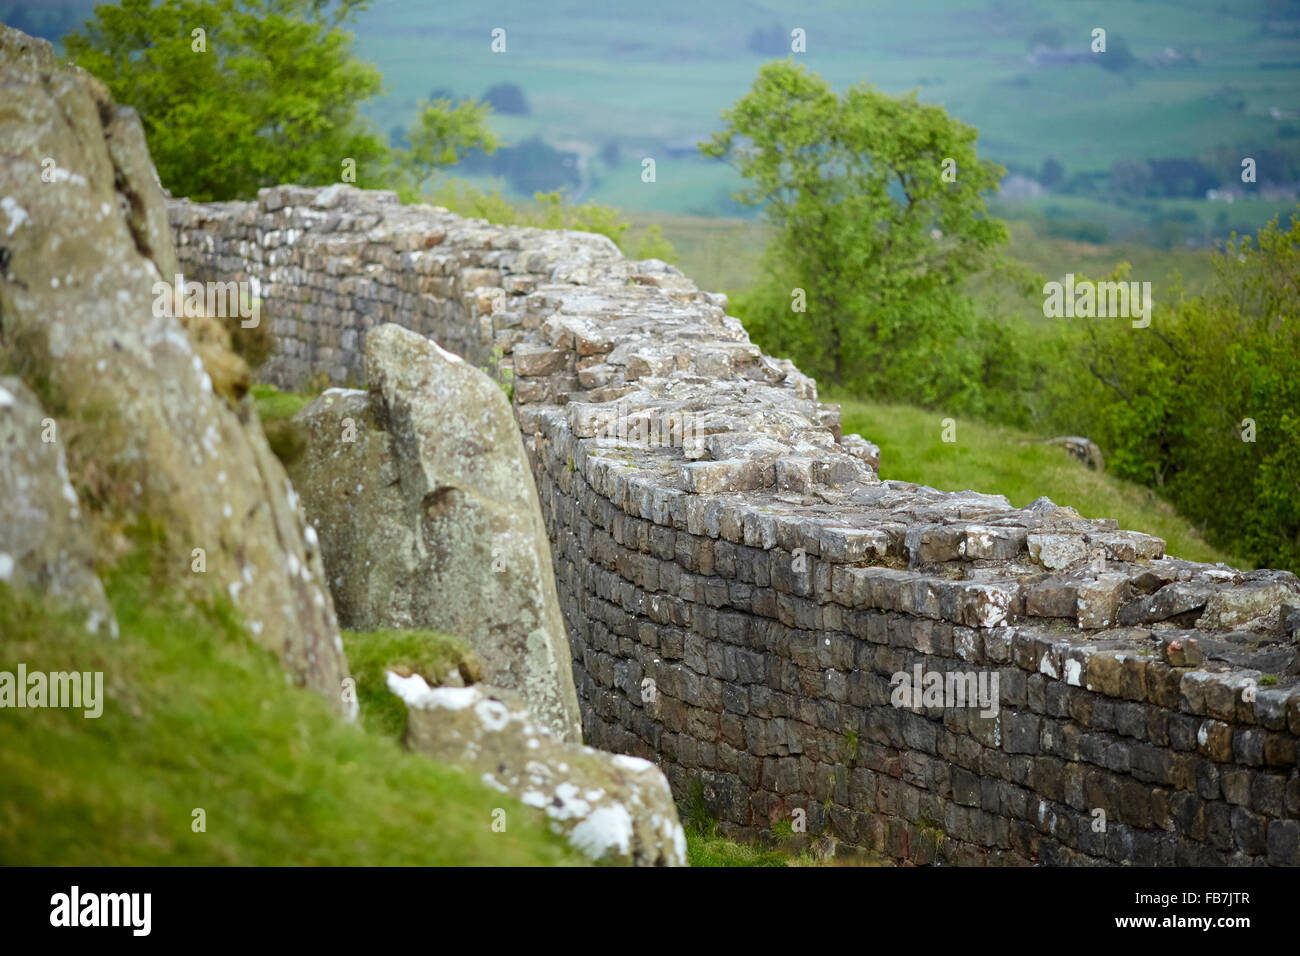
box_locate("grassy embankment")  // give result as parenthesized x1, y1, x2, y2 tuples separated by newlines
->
(0, 547, 580, 864)
(0, 389, 585, 864)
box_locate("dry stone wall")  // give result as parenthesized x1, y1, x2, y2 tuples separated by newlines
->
(170, 184, 1300, 866)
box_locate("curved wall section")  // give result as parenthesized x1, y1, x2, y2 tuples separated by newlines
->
(171, 184, 1300, 865)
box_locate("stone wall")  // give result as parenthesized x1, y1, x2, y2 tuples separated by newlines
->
(169, 185, 1300, 865)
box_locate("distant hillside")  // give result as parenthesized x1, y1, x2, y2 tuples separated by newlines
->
(13, 0, 1300, 229)
(351, 0, 1300, 220)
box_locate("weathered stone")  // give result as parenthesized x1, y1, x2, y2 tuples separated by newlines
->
(1160, 636, 1204, 668)
(1199, 583, 1298, 631)
(390, 676, 685, 866)
(163, 169, 1300, 869)
(0, 378, 114, 634)
(1, 27, 349, 712)
(1119, 582, 1210, 626)
(292, 324, 582, 741)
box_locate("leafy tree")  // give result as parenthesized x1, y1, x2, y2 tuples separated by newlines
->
(1060, 212, 1300, 569)
(64, 1, 495, 203)
(64, 0, 388, 201)
(391, 96, 499, 200)
(702, 60, 1010, 403)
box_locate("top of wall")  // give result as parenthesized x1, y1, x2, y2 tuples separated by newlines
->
(168, 184, 1300, 730)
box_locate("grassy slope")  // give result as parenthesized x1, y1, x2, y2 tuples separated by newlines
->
(0, 552, 580, 865)
(832, 396, 1244, 568)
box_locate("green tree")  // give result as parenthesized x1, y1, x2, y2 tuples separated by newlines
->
(1061, 211, 1300, 570)
(391, 96, 499, 201)
(65, 0, 388, 201)
(65, 0, 494, 204)
(702, 61, 1010, 403)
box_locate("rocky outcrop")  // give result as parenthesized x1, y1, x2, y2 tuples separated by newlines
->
(0, 376, 115, 634)
(1045, 436, 1104, 471)
(0, 25, 352, 715)
(387, 675, 685, 865)
(291, 324, 582, 740)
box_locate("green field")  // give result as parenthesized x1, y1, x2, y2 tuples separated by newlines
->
(625, 206, 1254, 310)
(14, 0, 1299, 231)
(345, 0, 1300, 219)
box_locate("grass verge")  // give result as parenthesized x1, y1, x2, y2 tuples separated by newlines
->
(0, 548, 580, 865)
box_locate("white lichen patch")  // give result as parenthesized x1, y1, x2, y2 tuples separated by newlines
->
(1, 196, 29, 236)
(430, 340, 464, 365)
(611, 754, 657, 775)
(1038, 651, 1060, 680)
(568, 804, 633, 859)
(474, 697, 511, 732)
(384, 671, 448, 710)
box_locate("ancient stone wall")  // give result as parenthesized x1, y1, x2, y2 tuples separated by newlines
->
(169, 184, 1300, 865)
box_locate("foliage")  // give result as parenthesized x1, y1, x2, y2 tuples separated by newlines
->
(703, 61, 1011, 404)
(251, 384, 312, 467)
(342, 628, 481, 741)
(65, 0, 496, 204)
(832, 394, 1242, 567)
(65, 0, 389, 201)
(1055, 211, 1300, 569)
(632, 224, 679, 263)
(390, 96, 500, 200)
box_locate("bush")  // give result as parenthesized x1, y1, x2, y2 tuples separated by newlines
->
(702, 61, 1010, 397)
(1050, 212, 1300, 570)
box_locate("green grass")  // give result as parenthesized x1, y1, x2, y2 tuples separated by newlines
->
(251, 383, 315, 423)
(686, 826, 799, 867)
(0, 549, 581, 865)
(832, 396, 1245, 568)
(625, 212, 770, 294)
(343, 628, 481, 742)
(252, 384, 314, 467)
